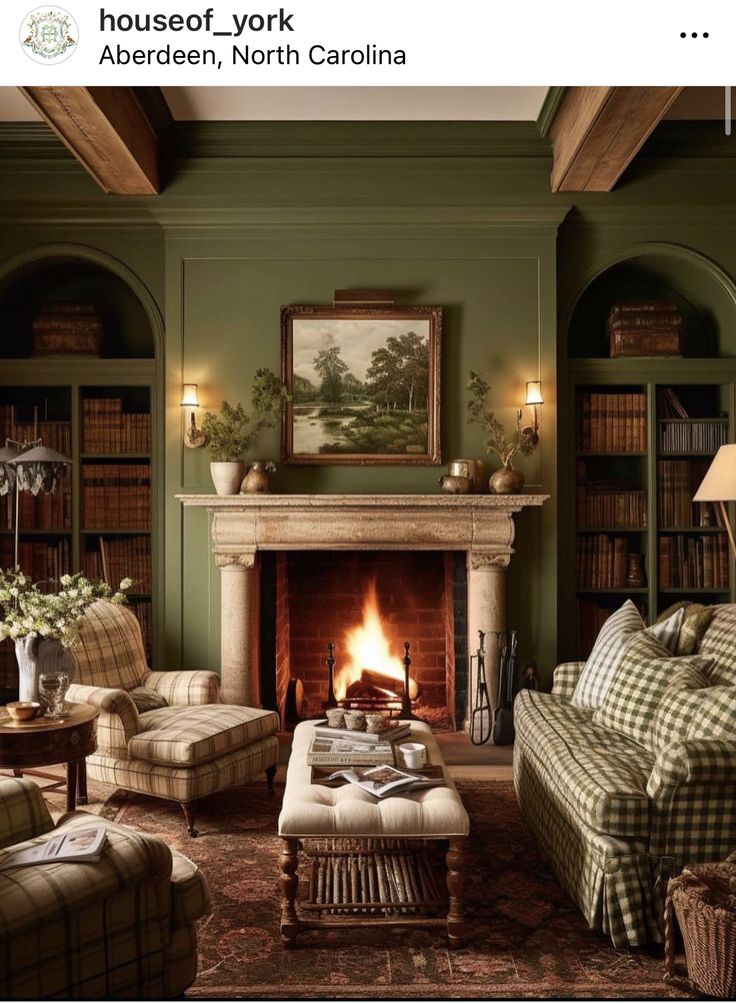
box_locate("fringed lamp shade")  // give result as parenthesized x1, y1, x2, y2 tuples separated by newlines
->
(0, 443, 20, 496)
(10, 445, 73, 495)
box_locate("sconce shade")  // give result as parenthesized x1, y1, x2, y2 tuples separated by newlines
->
(693, 445, 736, 501)
(525, 381, 544, 406)
(181, 384, 200, 408)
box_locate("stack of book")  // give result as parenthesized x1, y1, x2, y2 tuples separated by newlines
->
(577, 392, 647, 452)
(31, 303, 102, 356)
(82, 398, 151, 454)
(0, 410, 72, 455)
(607, 301, 683, 358)
(83, 536, 151, 592)
(82, 464, 151, 529)
(658, 387, 728, 453)
(576, 464, 647, 528)
(4, 539, 71, 582)
(0, 473, 72, 530)
(657, 460, 713, 527)
(307, 720, 412, 767)
(659, 535, 730, 589)
(576, 534, 633, 589)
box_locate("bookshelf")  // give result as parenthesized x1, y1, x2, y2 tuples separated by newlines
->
(562, 359, 736, 659)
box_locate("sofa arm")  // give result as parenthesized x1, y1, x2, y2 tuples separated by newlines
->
(551, 662, 585, 701)
(0, 817, 172, 940)
(0, 778, 54, 850)
(647, 739, 736, 801)
(67, 683, 140, 756)
(141, 670, 221, 706)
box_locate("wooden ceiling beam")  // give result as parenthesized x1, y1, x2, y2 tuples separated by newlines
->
(19, 86, 169, 195)
(549, 86, 683, 192)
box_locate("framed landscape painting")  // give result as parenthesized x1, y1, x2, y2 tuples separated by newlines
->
(281, 304, 442, 465)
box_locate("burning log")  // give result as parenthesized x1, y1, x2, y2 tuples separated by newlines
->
(355, 668, 419, 701)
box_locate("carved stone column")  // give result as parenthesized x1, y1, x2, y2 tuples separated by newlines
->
(466, 551, 510, 741)
(214, 550, 261, 707)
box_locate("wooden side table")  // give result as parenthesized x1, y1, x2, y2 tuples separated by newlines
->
(0, 703, 99, 811)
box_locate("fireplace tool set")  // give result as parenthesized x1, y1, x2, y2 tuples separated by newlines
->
(470, 629, 518, 745)
(324, 640, 419, 720)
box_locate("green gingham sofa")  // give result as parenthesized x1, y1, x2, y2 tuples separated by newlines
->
(0, 775, 210, 999)
(514, 604, 736, 948)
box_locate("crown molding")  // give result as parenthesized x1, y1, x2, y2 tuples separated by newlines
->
(536, 87, 565, 138)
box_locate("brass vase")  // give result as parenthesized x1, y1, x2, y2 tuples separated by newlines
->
(489, 462, 525, 495)
(241, 460, 275, 494)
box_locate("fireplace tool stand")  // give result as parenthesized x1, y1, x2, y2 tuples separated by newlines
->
(325, 641, 422, 721)
(469, 630, 492, 745)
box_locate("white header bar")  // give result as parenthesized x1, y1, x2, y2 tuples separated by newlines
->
(1, 0, 734, 85)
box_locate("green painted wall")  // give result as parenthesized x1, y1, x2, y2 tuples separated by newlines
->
(0, 121, 734, 691)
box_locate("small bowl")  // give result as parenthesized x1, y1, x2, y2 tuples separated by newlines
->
(6, 701, 42, 722)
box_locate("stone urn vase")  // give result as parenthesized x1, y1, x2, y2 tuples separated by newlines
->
(210, 461, 245, 496)
(241, 461, 276, 495)
(489, 462, 525, 495)
(15, 636, 75, 703)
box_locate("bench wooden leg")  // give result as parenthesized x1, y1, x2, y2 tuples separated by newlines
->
(279, 837, 300, 948)
(446, 837, 467, 949)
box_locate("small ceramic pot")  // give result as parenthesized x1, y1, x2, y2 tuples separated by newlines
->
(366, 713, 388, 733)
(438, 474, 472, 495)
(326, 708, 346, 729)
(345, 710, 366, 731)
(210, 461, 245, 496)
(6, 701, 42, 722)
(489, 463, 525, 495)
(241, 461, 275, 495)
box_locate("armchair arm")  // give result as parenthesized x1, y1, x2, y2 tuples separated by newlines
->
(0, 818, 172, 940)
(0, 778, 54, 850)
(551, 662, 585, 701)
(141, 670, 221, 706)
(647, 739, 736, 801)
(67, 683, 140, 756)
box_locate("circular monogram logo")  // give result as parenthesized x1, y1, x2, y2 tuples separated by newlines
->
(20, 7, 78, 64)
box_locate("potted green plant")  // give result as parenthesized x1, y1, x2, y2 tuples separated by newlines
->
(466, 370, 538, 494)
(0, 570, 131, 702)
(202, 369, 290, 495)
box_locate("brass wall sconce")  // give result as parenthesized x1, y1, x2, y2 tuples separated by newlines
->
(519, 380, 544, 446)
(181, 384, 207, 448)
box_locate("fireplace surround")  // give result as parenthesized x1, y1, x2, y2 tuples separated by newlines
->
(177, 493, 548, 740)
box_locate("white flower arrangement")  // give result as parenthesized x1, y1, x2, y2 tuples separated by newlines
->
(0, 570, 131, 648)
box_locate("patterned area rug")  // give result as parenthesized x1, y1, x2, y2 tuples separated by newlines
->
(93, 779, 690, 1000)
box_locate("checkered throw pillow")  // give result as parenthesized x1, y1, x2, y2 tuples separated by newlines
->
(593, 630, 715, 747)
(571, 600, 645, 709)
(688, 686, 736, 739)
(646, 662, 714, 754)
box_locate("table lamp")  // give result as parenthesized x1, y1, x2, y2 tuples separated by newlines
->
(693, 444, 736, 560)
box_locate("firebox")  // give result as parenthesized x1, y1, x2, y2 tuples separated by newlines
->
(270, 551, 465, 730)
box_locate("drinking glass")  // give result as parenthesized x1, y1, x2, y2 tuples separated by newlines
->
(39, 673, 67, 719)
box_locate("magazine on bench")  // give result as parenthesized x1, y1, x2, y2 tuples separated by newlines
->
(327, 764, 443, 798)
(0, 827, 107, 870)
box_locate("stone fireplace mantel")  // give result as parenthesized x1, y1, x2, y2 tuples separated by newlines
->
(177, 493, 548, 737)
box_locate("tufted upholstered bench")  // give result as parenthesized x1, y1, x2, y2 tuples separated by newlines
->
(278, 719, 470, 947)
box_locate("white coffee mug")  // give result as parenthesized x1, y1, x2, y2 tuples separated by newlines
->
(400, 742, 427, 770)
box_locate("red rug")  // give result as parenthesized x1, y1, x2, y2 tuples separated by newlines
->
(100, 780, 690, 1000)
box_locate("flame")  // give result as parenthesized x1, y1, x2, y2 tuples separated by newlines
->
(333, 581, 408, 701)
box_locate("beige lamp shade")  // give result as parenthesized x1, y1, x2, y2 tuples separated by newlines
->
(693, 445, 736, 501)
(181, 384, 200, 408)
(525, 381, 544, 407)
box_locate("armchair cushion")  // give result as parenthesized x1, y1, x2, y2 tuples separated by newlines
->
(129, 704, 280, 767)
(129, 686, 168, 714)
(0, 777, 54, 849)
(142, 669, 221, 706)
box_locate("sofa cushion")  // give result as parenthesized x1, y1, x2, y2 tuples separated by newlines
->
(571, 600, 645, 709)
(646, 663, 714, 754)
(687, 686, 736, 740)
(697, 605, 736, 685)
(129, 705, 280, 767)
(515, 689, 652, 838)
(593, 632, 714, 747)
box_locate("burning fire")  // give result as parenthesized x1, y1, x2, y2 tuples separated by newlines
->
(333, 581, 417, 702)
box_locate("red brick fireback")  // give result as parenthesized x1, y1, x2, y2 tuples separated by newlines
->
(276, 551, 454, 719)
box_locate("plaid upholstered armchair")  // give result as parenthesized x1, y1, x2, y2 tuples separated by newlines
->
(0, 775, 209, 998)
(67, 600, 280, 835)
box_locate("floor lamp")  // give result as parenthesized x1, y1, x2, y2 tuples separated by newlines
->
(693, 444, 736, 561)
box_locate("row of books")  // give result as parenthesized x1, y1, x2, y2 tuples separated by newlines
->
(576, 485, 647, 529)
(657, 460, 712, 528)
(576, 534, 640, 590)
(83, 535, 151, 593)
(0, 478, 72, 529)
(82, 398, 151, 454)
(658, 419, 728, 454)
(82, 464, 151, 530)
(659, 535, 730, 590)
(577, 598, 647, 659)
(0, 407, 72, 455)
(0, 537, 70, 582)
(577, 392, 647, 453)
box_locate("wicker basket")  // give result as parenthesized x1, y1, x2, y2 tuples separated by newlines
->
(664, 853, 736, 996)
